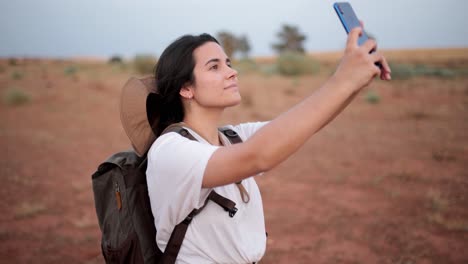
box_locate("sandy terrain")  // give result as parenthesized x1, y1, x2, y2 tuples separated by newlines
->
(1, 49, 467, 263)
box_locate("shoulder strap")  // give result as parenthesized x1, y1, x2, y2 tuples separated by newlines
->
(218, 127, 243, 144)
(160, 123, 238, 264)
(218, 127, 251, 203)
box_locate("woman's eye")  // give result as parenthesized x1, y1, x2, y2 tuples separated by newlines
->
(210, 64, 218, 70)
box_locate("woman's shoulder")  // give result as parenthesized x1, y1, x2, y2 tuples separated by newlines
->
(225, 121, 269, 140)
(148, 132, 187, 157)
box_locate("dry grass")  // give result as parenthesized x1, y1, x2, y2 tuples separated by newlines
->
(14, 202, 47, 219)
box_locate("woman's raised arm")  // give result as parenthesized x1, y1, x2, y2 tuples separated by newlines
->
(202, 27, 391, 188)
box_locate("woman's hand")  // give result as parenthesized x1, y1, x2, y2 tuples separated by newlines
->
(332, 27, 391, 94)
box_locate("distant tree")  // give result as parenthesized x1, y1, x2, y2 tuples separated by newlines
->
(237, 35, 251, 58)
(272, 24, 307, 54)
(109, 55, 123, 64)
(216, 31, 237, 59)
(216, 31, 251, 59)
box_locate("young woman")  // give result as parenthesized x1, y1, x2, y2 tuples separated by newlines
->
(144, 29, 391, 263)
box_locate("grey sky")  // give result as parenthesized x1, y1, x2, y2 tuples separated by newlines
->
(1, 0, 467, 58)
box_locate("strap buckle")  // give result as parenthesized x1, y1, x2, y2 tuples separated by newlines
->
(228, 207, 238, 217)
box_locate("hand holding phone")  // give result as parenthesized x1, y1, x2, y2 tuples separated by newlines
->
(333, 2, 382, 69)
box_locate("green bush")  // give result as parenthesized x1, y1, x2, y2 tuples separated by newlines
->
(3, 88, 31, 106)
(109, 55, 123, 64)
(233, 58, 258, 74)
(390, 63, 458, 80)
(8, 58, 18, 66)
(133, 54, 157, 75)
(365, 90, 380, 104)
(276, 52, 320, 76)
(11, 71, 23, 80)
(259, 64, 278, 76)
(64, 65, 78, 76)
(388, 63, 415, 80)
(456, 68, 468, 77)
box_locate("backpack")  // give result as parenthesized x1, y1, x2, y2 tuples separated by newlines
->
(92, 125, 243, 264)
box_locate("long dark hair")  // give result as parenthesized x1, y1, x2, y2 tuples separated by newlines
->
(147, 33, 219, 136)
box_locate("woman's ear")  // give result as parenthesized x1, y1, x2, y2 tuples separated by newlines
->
(179, 84, 193, 99)
(180, 84, 194, 99)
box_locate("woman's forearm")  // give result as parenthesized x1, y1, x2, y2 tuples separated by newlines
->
(250, 77, 355, 171)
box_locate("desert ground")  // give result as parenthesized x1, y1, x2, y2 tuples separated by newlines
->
(1, 48, 467, 263)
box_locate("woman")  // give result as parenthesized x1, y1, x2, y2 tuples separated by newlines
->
(144, 29, 390, 263)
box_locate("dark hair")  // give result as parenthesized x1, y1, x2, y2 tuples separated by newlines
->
(148, 33, 219, 136)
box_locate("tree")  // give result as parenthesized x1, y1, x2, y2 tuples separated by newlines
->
(237, 35, 251, 58)
(272, 24, 307, 54)
(216, 31, 237, 59)
(216, 31, 251, 59)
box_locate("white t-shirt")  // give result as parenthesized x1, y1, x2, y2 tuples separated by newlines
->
(146, 121, 268, 264)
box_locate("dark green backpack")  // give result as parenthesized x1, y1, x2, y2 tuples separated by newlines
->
(92, 126, 242, 264)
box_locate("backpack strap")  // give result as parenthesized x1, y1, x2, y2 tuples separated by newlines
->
(162, 190, 237, 264)
(218, 127, 243, 144)
(160, 123, 238, 264)
(218, 127, 251, 203)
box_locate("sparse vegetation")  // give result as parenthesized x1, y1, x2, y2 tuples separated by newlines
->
(365, 90, 380, 104)
(389, 62, 459, 79)
(233, 58, 258, 74)
(3, 87, 31, 106)
(432, 149, 456, 162)
(133, 54, 157, 74)
(276, 52, 320, 76)
(108, 55, 123, 64)
(14, 201, 46, 219)
(1, 48, 468, 263)
(216, 31, 251, 59)
(259, 64, 278, 76)
(11, 71, 23, 80)
(64, 65, 78, 76)
(8, 58, 18, 66)
(272, 24, 307, 54)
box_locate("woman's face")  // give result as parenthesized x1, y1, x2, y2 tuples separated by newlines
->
(184, 41, 241, 108)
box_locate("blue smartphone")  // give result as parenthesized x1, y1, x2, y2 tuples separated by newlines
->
(333, 2, 369, 45)
(333, 2, 382, 68)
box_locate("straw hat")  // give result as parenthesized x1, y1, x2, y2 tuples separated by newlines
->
(120, 76, 158, 157)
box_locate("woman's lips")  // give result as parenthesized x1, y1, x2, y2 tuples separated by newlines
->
(225, 83, 238, 90)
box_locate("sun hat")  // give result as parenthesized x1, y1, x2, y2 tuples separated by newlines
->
(120, 76, 158, 157)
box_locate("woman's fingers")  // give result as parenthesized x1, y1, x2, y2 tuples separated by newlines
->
(380, 56, 392, 80)
(370, 52, 392, 80)
(346, 27, 362, 50)
(362, 38, 378, 54)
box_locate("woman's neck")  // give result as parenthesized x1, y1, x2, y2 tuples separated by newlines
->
(183, 108, 224, 146)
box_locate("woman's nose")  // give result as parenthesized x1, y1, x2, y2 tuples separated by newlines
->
(226, 66, 238, 79)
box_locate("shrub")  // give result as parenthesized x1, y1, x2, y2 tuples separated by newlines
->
(431, 68, 456, 79)
(133, 54, 157, 75)
(11, 71, 23, 80)
(64, 65, 78, 76)
(109, 55, 123, 64)
(276, 52, 320, 76)
(388, 63, 415, 80)
(3, 88, 31, 106)
(233, 58, 258, 74)
(8, 58, 18, 66)
(259, 64, 278, 76)
(365, 90, 380, 104)
(390, 63, 458, 80)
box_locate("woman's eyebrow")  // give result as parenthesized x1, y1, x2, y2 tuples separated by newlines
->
(204, 58, 231, 66)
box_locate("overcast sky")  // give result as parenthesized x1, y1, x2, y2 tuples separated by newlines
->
(1, 0, 467, 58)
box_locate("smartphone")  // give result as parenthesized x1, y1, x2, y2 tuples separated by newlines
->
(333, 2, 382, 68)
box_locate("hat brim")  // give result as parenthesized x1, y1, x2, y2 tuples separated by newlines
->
(120, 76, 157, 157)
